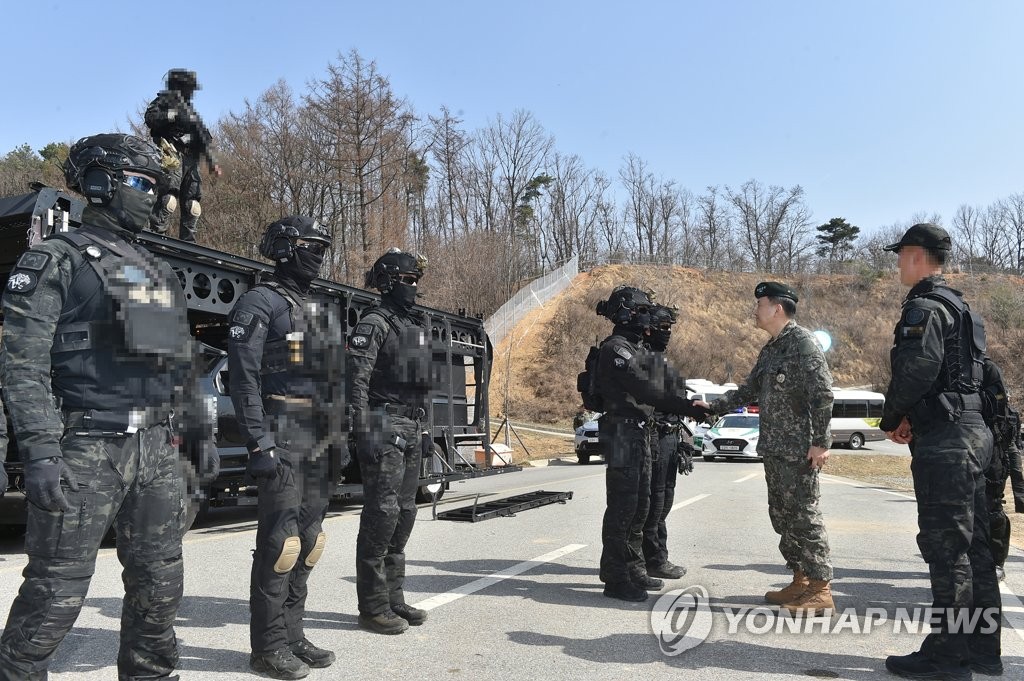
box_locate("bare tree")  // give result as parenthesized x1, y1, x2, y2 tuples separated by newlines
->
(726, 179, 813, 273)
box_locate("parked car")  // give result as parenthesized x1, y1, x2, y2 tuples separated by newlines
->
(574, 415, 603, 464)
(701, 413, 761, 462)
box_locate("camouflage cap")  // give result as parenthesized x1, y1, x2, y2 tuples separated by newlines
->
(754, 281, 798, 303)
(882, 223, 952, 253)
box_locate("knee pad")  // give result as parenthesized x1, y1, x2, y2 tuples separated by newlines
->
(274, 536, 301, 574)
(186, 199, 202, 218)
(163, 194, 178, 213)
(305, 532, 327, 567)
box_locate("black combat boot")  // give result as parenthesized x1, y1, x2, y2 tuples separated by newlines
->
(647, 561, 687, 580)
(885, 651, 972, 680)
(289, 638, 336, 668)
(391, 602, 428, 625)
(249, 648, 311, 679)
(969, 652, 1003, 676)
(602, 581, 649, 602)
(358, 609, 410, 635)
(629, 568, 664, 591)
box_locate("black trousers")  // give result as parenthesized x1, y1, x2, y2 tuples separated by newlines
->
(599, 418, 651, 584)
(909, 414, 1001, 664)
(250, 409, 330, 654)
(355, 413, 422, 616)
(642, 429, 679, 569)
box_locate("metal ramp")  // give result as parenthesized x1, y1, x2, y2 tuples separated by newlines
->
(435, 490, 573, 522)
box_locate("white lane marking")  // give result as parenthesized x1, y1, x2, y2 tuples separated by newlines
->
(1000, 582, 1024, 644)
(733, 472, 761, 483)
(411, 543, 587, 611)
(820, 474, 916, 500)
(670, 493, 710, 512)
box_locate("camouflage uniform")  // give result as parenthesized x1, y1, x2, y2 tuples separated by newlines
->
(0, 215, 194, 680)
(347, 300, 431, 619)
(1, 386, 8, 494)
(979, 357, 1018, 571)
(711, 321, 834, 582)
(595, 330, 705, 588)
(641, 412, 683, 571)
(880, 275, 999, 666)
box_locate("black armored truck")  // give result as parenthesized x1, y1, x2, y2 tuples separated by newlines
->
(0, 185, 518, 528)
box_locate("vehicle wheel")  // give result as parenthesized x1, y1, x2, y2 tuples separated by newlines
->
(415, 483, 445, 504)
(578, 453, 591, 465)
(848, 433, 865, 450)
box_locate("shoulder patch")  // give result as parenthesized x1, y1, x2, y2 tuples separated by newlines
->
(614, 346, 633, 361)
(903, 307, 927, 325)
(613, 357, 628, 369)
(15, 251, 51, 272)
(231, 310, 254, 325)
(6, 271, 38, 294)
(354, 323, 375, 335)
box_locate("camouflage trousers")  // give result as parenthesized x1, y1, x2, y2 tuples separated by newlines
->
(150, 150, 202, 242)
(909, 414, 1000, 663)
(0, 422, 185, 681)
(642, 429, 679, 570)
(762, 451, 833, 582)
(355, 413, 421, 616)
(250, 407, 330, 654)
(599, 419, 651, 584)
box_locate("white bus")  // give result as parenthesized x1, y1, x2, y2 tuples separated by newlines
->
(831, 389, 886, 449)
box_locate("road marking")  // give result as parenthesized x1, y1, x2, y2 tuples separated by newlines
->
(733, 472, 761, 483)
(411, 543, 587, 611)
(670, 493, 710, 512)
(1000, 582, 1024, 644)
(820, 474, 916, 500)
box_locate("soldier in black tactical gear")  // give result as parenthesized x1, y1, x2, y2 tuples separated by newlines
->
(0, 132, 216, 680)
(145, 68, 221, 242)
(979, 357, 1019, 582)
(0, 388, 8, 496)
(591, 286, 709, 602)
(347, 248, 432, 634)
(880, 223, 1001, 679)
(641, 304, 693, 581)
(227, 216, 337, 679)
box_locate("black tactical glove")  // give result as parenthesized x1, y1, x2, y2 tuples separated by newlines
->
(25, 457, 79, 512)
(677, 442, 695, 476)
(246, 446, 279, 481)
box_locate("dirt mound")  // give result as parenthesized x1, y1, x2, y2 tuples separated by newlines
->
(490, 265, 1024, 426)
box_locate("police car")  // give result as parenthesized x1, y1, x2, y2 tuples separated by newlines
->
(701, 412, 761, 461)
(574, 414, 603, 464)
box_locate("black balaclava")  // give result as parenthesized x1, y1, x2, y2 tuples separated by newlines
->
(386, 279, 418, 310)
(648, 327, 672, 352)
(276, 247, 324, 293)
(83, 182, 158, 235)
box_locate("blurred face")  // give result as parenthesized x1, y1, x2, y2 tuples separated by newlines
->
(896, 245, 925, 287)
(754, 296, 781, 331)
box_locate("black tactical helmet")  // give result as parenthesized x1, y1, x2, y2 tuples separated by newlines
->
(166, 68, 199, 95)
(596, 285, 655, 326)
(650, 304, 679, 329)
(365, 247, 428, 293)
(64, 133, 170, 202)
(258, 215, 331, 262)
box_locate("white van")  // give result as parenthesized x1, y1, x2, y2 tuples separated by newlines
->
(831, 389, 886, 449)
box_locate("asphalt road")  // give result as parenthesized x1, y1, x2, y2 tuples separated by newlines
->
(0, 457, 1020, 680)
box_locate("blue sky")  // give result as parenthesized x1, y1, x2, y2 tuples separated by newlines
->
(2, 1, 1020, 234)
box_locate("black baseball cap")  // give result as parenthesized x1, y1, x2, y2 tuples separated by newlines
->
(754, 281, 798, 303)
(882, 223, 952, 253)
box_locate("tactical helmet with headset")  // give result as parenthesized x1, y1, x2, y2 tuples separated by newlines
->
(166, 68, 199, 98)
(596, 285, 655, 327)
(365, 247, 428, 293)
(64, 134, 170, 206)
(258, 216, 332, 263)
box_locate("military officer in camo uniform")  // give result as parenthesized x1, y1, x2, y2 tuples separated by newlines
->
(710, 281, 835, 616)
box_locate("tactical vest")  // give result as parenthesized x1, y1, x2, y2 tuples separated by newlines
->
(917, 286, 986, 395)
(362, 304, 433, 401)
(255, 281, 316, 398)
(49, 225, 189, 411)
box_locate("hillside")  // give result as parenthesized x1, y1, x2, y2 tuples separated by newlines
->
(490, 265, 1024, 425)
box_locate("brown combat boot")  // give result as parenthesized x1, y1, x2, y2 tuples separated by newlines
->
(782, 579, 835, 616)
(764, 570, 809, 605)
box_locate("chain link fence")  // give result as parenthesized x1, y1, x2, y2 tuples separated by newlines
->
(484, 255, 578, 346)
